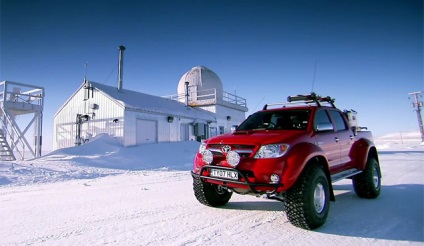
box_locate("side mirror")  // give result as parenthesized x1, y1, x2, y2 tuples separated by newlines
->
(316, 122, 334, 132)
(231, 125, 238, 133)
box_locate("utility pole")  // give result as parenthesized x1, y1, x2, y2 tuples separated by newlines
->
(408, 91, 424, 142)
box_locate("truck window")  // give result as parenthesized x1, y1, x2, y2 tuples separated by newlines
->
(313, 109, 332, 131)
(238, 110, 310, 131)
(329, 110, 348, 131)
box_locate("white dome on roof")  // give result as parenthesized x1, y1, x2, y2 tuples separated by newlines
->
(177, 66, 223, 95)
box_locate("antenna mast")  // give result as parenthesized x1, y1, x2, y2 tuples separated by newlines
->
(311, 61, 317, 92)
(408, 91, 424, 142)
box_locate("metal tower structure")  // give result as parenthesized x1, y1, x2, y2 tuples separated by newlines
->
(0, 81, 44, 160)
(408, 91, 424, 142)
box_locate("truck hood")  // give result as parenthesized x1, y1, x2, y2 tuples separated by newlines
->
(206, 130, 306, 146)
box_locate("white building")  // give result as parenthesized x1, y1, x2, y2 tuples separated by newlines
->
(53, 66, 248, 150)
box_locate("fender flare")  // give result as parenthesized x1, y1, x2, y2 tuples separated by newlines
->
(352, 138, 379, 170)
(282, 142, 336, 201)
(282, 143, 329, 190)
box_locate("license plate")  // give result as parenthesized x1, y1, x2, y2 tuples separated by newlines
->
(210, 169, 238, 180)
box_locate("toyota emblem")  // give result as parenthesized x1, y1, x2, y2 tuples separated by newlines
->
(221, 145, 231, 153)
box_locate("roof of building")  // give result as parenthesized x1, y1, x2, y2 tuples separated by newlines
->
(55, 81, 216, 122)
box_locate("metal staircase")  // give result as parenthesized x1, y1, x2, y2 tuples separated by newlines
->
(0, 81, 44, 160)
(0, 131, 15, 160)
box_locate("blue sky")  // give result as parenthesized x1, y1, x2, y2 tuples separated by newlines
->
(1, 0, 423, 150)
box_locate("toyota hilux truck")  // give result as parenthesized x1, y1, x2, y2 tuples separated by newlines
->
(191, 93, 381, 230)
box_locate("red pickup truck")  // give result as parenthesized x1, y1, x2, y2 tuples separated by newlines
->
(191, 93, 381, 230)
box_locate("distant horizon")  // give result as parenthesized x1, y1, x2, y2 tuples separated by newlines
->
(29, 130, 420, 153)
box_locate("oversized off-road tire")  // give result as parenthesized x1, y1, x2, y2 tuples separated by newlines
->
(193, 177, 232, 207)
(284, 164, 330, 230)
(352, 157, 381, 198)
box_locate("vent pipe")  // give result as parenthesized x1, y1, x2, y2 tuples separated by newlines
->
(118, 45, 126, 92)
(185, 81, 189, 107)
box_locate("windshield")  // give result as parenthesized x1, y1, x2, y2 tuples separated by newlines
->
(237, 109, 310, 131)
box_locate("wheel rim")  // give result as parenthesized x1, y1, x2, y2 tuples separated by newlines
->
(314, 183, 326, 213)
(215, 185, 226, 195)
(372, 164, 380, 189)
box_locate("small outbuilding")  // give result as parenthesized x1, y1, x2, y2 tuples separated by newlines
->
(53, 66, 248, 150)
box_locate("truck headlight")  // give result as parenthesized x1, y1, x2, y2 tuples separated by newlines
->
(198, 142, 207, 153)
(202, 149, 213, 164)
(226, 150, 240, 167)
(254, 144, 289, 159)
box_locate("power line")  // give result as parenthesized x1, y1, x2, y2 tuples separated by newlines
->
(103, 62, 118, 85)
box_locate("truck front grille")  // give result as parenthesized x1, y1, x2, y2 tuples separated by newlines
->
(207, 144, 256, 158)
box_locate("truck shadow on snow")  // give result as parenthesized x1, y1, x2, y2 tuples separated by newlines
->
(220, 184, 423, 242)
(222, 200, 283, 212)
(378, 150, 424, 155)
(317, 183, 424, 242)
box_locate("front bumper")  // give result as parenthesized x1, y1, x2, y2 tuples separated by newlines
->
(191, 165, 284, 194)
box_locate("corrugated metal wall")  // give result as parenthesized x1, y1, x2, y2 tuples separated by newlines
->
(53, 86, 125, 150)
(123, 110, 200, 147)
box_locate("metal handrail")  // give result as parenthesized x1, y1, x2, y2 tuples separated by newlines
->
(163, 88, 247, 107)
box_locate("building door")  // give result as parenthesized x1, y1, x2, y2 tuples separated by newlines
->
(180, 124, 189, 141)
(136, 119, 157, 144)
(210, 127, 217, 137)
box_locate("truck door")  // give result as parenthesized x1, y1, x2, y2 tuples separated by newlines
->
(328, 109, 354, 167)
(312, 109, 341, 169)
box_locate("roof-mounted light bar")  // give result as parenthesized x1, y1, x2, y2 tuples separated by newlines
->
(263, 92, 336, 110)
(287, 92, 335, 107)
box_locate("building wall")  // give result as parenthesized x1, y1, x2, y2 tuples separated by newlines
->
(198, 105, 246, 134)
(122, 110, 205, 147)
(53, 86, 125, 150)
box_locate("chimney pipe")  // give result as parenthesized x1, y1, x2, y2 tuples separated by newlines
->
(118, 45, 126, 92)
(185, 81, 189, 107)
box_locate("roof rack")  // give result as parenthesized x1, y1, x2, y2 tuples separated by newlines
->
(263, 92, 336, 110)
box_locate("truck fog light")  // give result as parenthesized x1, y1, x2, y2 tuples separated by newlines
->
(270, 174, 280, 184)
(202, 150, 213, 164)
(226, 150, 240, 167)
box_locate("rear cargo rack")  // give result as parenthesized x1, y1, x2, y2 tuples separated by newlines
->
(263, 92, 336, 110)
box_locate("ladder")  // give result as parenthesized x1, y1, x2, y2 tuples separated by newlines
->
(0, 131, 16, 161)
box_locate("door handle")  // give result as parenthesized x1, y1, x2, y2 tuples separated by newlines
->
(335, 137, 339, 142)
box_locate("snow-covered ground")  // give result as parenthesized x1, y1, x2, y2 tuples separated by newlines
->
(0, 133, 423, 245)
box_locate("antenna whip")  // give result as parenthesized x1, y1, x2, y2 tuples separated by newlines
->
(311, 61, 317, 92)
